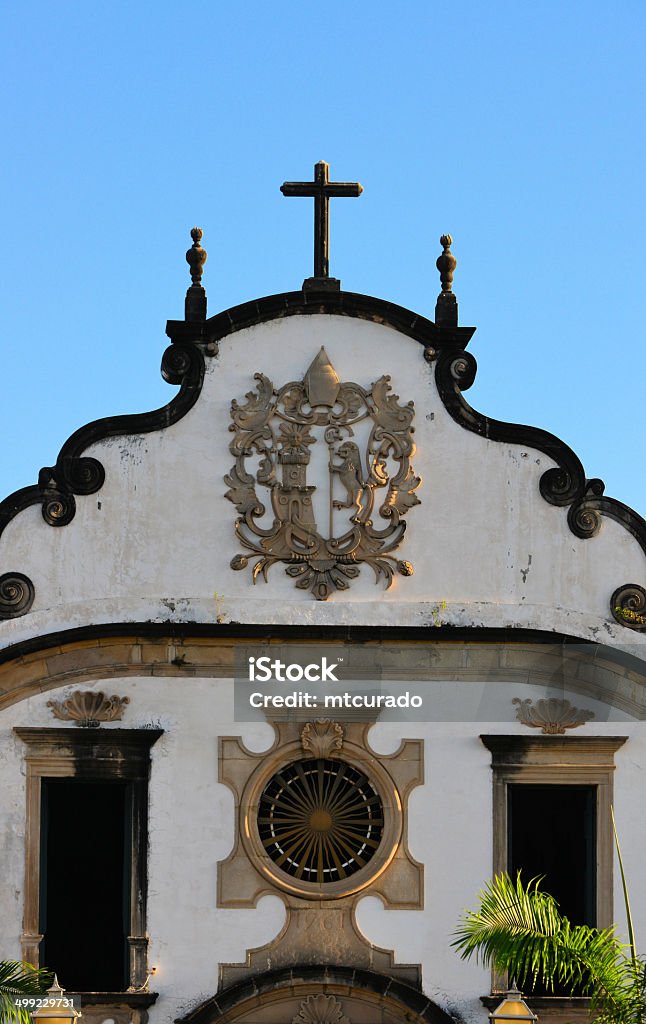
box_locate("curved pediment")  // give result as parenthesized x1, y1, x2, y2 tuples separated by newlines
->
(166, 286, 476, 350)
(0, 287, 644, 651)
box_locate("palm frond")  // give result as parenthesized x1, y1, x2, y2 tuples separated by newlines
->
(0, 961, 53, 1024)
(613, 807, 638, 971)
(453, 874, 626, 1003)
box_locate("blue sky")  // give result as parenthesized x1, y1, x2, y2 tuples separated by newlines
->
(2, 2, 645, 515)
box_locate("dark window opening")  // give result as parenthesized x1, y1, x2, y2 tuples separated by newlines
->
(40, 780, 131, 991)
(508, 784, 596, 994)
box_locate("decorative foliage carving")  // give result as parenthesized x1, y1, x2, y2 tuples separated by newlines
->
(47, 690, 130, 728)
(612, 584, 646, 631)
(292, 994, 350, 1024)
(225, 348, 421, 600)
(301, 719, 344, 758)
(512, 697, 595, 734)
(0, 572, 35, 619)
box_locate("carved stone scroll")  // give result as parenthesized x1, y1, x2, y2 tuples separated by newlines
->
(0, 572, 35, 619)
(612, 584, 646, 631)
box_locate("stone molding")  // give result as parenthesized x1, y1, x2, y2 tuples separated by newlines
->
(175, 965, 454, 1024)
(14, 728, 162, 990)
(2, 633, 646, 718)
(481, 733, 627, 991)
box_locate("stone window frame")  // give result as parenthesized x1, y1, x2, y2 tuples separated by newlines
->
(480, 734, 627, 1007)
(15, 727, 162, 993)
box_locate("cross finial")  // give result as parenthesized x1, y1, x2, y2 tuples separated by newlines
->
(281, 160, 363, 290)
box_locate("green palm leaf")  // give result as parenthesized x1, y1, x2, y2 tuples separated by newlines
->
(0, 961, 53, 1024)
(453, 874, 638, 1020)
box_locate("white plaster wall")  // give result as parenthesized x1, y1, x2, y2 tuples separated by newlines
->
(0, 315, 644, 651)
(1, 675, 645, 1024)
(357, 716, 646, 1024)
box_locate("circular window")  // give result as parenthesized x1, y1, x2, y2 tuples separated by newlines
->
(257, 758, 384, 884)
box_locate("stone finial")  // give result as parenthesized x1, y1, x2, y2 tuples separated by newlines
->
(185, 226, 208, 321)
(435, 233, 458, 327)
(186, 227, 207, 284)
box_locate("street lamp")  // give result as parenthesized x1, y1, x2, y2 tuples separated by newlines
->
(32, 977, 80, 1024)
(489, 985, 538, 1024)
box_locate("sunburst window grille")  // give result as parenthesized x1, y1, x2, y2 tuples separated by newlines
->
(257, 758, 384, 883)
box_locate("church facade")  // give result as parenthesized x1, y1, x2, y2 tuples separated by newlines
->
(1, 166, 646, 1024)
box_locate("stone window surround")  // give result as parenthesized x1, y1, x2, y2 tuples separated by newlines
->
(480, 733, 627, 1013)
(241, 743, 404, 902)
(218, 720, 423, 988)
(14, 727, 163, 993)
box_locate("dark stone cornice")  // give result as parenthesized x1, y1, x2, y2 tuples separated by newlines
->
(435, 347, 646, 630)
(15, 727, 164, 749)
(480, 734, 628, 763)
(14, 728, 163, 778)
(1, 621, 643, 673)
(0, 343, 204, 542)
(0, 343, 205, 619)
(0, 285, 644, 633)
(166, 287, 477, 350)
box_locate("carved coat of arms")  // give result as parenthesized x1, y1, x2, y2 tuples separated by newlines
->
(225, 349, 421, 600)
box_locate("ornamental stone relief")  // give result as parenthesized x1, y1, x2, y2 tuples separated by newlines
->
(292, 994, 350, 1024)
(512, 697, 595, 734)
(217, 719, 423, 987)
(47, 690, 130, 727)
(225, 348, 420, 600)
(301, 718, 344, 758)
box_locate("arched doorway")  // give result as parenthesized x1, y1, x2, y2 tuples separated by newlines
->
(177, 966, 456, 1024)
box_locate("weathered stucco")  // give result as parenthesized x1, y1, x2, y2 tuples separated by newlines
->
(0, 314, 644, 651)
(0, 674, 642, 1024)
